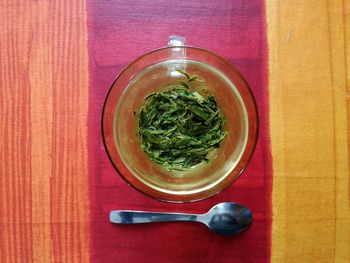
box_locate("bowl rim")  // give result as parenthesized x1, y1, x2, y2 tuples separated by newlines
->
(101, 45, 259, 203)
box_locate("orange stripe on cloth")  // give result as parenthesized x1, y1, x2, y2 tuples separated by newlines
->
(0, 0, 89, 262)
(267, 0, 350, 262)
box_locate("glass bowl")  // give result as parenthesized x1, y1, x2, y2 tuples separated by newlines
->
(102, 37, 258, 202)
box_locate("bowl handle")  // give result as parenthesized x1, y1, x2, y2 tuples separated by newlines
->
(168, 35, 186, 47)
(167, 35, 186, 75)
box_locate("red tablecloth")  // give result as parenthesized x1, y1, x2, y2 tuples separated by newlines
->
(3, 0, 350, 262)
(88, 1, 271, 262)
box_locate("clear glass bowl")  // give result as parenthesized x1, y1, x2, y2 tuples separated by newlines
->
(102, 39, 258, 203)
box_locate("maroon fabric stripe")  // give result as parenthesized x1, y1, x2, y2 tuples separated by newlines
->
(87, 1, 272, 262)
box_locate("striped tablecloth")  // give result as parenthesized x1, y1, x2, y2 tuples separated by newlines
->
(0, 0, 349, 262)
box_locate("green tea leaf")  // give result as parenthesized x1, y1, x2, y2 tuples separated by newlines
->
(179, 81, 190, 89)
(188, 75, 198, 82)
(176, 69, 191, 80)
(137, 71, 227, 171)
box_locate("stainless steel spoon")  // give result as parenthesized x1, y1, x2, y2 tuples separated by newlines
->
(110, 202, 252, 236)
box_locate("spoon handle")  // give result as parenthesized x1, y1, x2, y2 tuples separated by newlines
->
(110, 210, 198, 224)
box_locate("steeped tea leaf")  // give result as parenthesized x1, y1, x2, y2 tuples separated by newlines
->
(137, 72, 227, 171)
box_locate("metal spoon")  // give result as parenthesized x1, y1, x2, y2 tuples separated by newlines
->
(110, 202, 252, 236)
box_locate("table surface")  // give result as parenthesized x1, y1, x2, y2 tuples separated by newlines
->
(1, 0, 349, 262)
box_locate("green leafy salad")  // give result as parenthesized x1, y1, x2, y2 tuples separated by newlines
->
(137, 70, 227, 171)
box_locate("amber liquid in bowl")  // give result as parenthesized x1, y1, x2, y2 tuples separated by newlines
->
(114, 59, 248, 195)
(102, 46, 258, 202)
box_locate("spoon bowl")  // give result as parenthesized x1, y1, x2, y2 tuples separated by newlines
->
(200, 202, 252, 236)
(110, 202, 252, 236)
